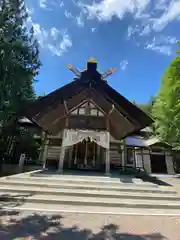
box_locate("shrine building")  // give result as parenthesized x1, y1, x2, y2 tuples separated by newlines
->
(22, 59, 174, 175)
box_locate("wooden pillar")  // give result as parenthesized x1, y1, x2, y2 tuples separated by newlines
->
(41, 132, 49, 169)
(133, 147, 136, 168)
(74, 143, 78, 165)
(93, 141, 96, 167)
(105, 119, 110, 175)
(84, 139, 88, 165)
(122, 140, 125, 167)
(58, 130, 66, 173)
(68, 146, 73, 168)
(105, 147, 110, 175)
(97, 144, 101, 168)
(18, 153, 26, 173)
(123, 139, 127, 167)
(105, 108, 112, 175)
(141, 148, 145, 169)
(57, 102, 69, 173)
(58, 146, 66, 173)
(43, 140, 49, 169)
(38, 131, 45, 164)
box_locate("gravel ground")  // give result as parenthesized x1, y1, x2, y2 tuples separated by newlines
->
(0, 211, 180, 240)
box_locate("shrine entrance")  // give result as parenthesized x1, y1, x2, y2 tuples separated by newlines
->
(72, 138, 101, 170)
(58, 129, 110, 174)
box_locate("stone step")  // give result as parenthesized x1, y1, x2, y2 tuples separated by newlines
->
(2, 202, 180, 215)
(6, 175, 156, 187)
(0, 179, 176, 194)
(28, 173, 139, 181)
(1, 192, 180, 209)
(0, 185, 179, 201)
(0, 178, 176, 194)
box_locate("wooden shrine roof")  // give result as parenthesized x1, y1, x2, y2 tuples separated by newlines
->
(24, 78, 153, 139)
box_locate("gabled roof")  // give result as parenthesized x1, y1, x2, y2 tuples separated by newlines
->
(24, 77, 153, 139)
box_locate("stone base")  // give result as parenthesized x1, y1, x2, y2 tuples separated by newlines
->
(56, 169, 63, 174)
(105, 172, 111, 176)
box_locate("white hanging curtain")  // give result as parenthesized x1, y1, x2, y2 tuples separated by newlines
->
(62, 129, 109, 149)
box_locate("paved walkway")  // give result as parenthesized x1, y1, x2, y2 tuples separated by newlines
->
(1, 173, 180, 239)
(0, 211, 180, 239)
(151, 174, 180, 192)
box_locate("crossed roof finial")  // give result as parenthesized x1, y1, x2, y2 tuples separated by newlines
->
(67, 59, 116, 80)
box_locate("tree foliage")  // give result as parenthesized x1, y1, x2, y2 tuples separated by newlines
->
(0, 0, 41, 159)
(138, 95, 156, 117)
(132, 96, 156, 117)
(152, 42, 180, 148)
(0, 0, 41, 125)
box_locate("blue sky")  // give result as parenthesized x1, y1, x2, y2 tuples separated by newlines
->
(25, 0, 180, 104)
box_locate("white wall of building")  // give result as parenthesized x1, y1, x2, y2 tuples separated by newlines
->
(165, 152, 175, 174)
(143, 150, 152, 173)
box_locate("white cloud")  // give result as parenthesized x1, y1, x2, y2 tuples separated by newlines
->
(159, 35, 177, 45)
(39, 0, 47, 8)
(76, 0, 180, 36)
(139, 24, 151, 36)
(50, 27, 60, 40)
(127, 22, 153, 39)
(76, 12, 84, 27)
(65, 10, 73, 19)
(155, 0, 169, 11)
(47, 44, 62, 56)
(32, 23, 49, 46)
(127, 23, 151, 38)
(26, 7, 34, 23)
(152, 35, 177, 46)
(91, 27, 96, 32)
(59, 1, 64, 7)
(39, 0, 60, 10)
(26, 7, 34, 16)
(145, 35, 177, 56)
(59, 30, 72, 53)
(145, 44, 172, 56)
(127, 25, 140, 38)
(31, 22, 72, 56)
(78, 0, 150, 21)
(46, 29, 72, 56)
(153, 1, 180, 31)
(120, 60, 128, 71)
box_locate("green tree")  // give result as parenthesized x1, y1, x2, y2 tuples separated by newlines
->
(152, 42, 180, 148)
(0, 0, 41, 158)
(138, 95, 156, 116)
(133, 96, 156, 117)
(0, 0, 41, 125)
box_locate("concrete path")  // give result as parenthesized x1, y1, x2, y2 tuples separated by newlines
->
(0, 211, 180, 240)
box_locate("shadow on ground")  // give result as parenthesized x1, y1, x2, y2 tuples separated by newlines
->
(0, 210, 167, 240)
(138, 175, 172, 186)
(0, 193, 34, 210)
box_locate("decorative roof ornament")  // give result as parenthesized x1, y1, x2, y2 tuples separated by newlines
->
(101, 67, 116, 80)
(67, 59, 116, 82)
(88, 58, 97, 63)
(67, 64, 81, 78)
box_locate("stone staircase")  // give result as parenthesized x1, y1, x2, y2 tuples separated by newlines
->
(47, 146, 60, 159)
(0, 172, 180, 215)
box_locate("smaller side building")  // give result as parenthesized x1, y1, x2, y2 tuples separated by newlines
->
(124, 127, 174, 174)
